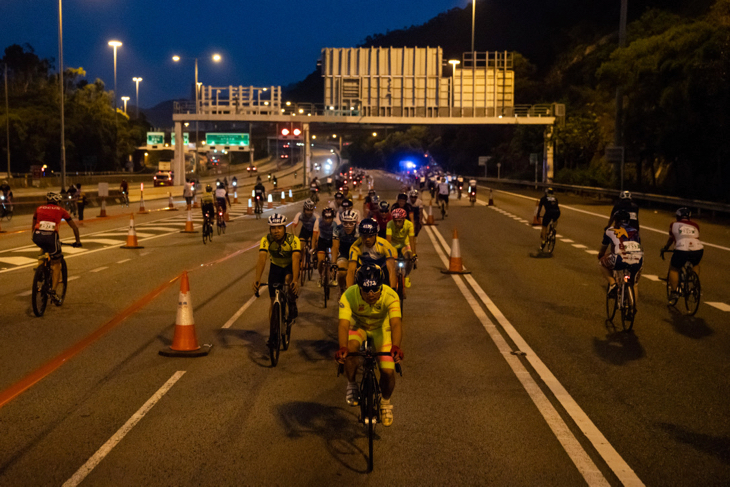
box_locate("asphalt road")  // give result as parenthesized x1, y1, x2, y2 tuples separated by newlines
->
(0, 172, 728, 486)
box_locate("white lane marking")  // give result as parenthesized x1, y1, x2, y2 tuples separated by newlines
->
(17, 290, 32, 297)
(642, 274, 661, 282)
(572, 244, 587, 249)
(90, 267, 108, 273)
(61, 247, 88, 255)
(0, 256, 37, 266)
(135, 226, 184, 231)
(63, 371, 185, 487)
(425, 226, 612, 486)
(556, 234, 563, 238)
(94, 232, 154, 238)
(222, 287, 267, 329)
(533, 226, 541, 230)
(68, 276, 80, 281)
(561, 239, 574, 243)
(82, 239, 130, 246)
(486, 187, 730, 251)
(585, 250, 599, 255)
(706, 302, 730, 312)
(117, 259, 132, 264)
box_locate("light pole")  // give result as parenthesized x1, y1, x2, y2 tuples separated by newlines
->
(471, 0, 476, 53)
(448, 60, 460, 115)
(2, 62, 9, 178)
(615, 0, 628, 189)
(132, 77, 142, 118)
(108, 40, 122, 168)
(121, 96, 130, 114)
(58, 0, 66, 189)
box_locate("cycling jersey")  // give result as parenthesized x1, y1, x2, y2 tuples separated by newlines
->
(349, 236, 396, 268)
(33, 204, 72, 233)
(314, 217, 335, 241)
(611, 201, 640, 229)
(538, 195, 560, 213)
(437, 182, 450, 195)
(390, 202, 414, 221)
(602, 224, 644, 265)
(333, 224, 359, 259)
(259, 233, 301, 268)
(339, 284, 401, 331)
(200, 191, 215, 205)
(293, 211, 318, 240)
(214, 188, 227, 199)
(254, 183, 266, 195)
(386, 219, 414, 250)
(669, 220, 703, 251)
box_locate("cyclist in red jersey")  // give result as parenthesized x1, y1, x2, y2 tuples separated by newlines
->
(32, 192, 82, 300)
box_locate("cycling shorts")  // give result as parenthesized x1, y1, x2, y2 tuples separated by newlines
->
(670, 249, 703, 269)
(216, 197, 227, 211)
(201, 203, 215, 219)
(348, 322, 394, 370)
(299, 228, 313, 242)
(438, 193, 449, 203)
(542, 211, 560, 227)
(396, 246, 411, 259)
(600, 253, 643, 273)
(185, 196, 193, 205)
(32, 230, 62, 259)
(317, 238, 333, 253)
(268, 263, 294, 299)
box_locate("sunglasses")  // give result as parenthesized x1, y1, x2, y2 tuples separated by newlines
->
(361, 285, 382, 294)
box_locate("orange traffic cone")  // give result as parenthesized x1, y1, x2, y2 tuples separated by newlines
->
(120, 214, 144, 249)
(233, 191, 239, 204)
(159, 271, 211, 357)
(488, 189, 494, 206)
(288, 189, 294, 202)
(167, 192, 178, 211)
(532, 200, 542, 226)
(193, 193, 199, 208)
(280, 191, 286, 206)
(267, 194, 273, 209)
(181, 209, 197, 233)
(247, 198, 253, 215)
(97, 198, 108, 217)
(441, 229, 471, 274)
(425, 204, 436, 225)
(138, 191, 149, 214)
(224, 211, 230, 222)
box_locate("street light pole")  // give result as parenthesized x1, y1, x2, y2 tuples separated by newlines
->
(133, 77, 142, 118)
(59, 0, 66, 189)
(3, 63, 10, 178)
(615, 0, 628, 188)
(121, 96, 129, 114)
(471, 0, 476, 53)
(108, 40, 122, 169)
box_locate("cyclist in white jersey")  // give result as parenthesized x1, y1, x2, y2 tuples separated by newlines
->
(661, 207, 704, 301)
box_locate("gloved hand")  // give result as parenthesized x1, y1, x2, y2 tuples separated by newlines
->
(391, 345, 404, 362)
(335, 347, 348, 363)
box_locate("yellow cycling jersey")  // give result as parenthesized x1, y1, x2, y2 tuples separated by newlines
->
(259, 233, 301, 268)
(200, 191, 215, 204)
(348, 236, 396, 267)
(339, 284, 401, 330)
(386, 219, 414, 249)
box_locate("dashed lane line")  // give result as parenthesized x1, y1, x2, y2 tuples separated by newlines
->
(706, 302, 730, 312)
(572, 244, 587, 249)
(221, 286, 268, 329)
(90, 267, 108, 273)
(642, 274, 661, 282)
(116, 259, 131, 264)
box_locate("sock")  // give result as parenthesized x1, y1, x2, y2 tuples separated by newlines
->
(380, 397, 391, 405)
(347, 381, 357, 389)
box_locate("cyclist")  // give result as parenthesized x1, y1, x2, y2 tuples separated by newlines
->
(314, 207, 337, 287)
(200, 184, 216, 224)
(292, 199, 319, 242)
(661, 207, 704, 302)
(253, 213, 301, 321)
(537, 188, 561, 250)
(347, 218, 397, 290)
(436, 176, 450, 216)
(214, 183, 228, 228)
(390, 193, 415, 223)
(337, 198, 353, 224)
(363, 189, 377, 218)
(597, 209, 644, 301)
(608, 191, 640, 233)
(329, 191, 344, 213)
(1, 181, 13, 216)
(456, 175, 464, 199)
(309, 177, 320, 203)
(31, 192, 82, 302)
(335, 263, 403, 426)
(468, 178, 478, 198)
(408, 190, 424, 236)
(254, 180, 266, 213)
(119, 179, 129, 207)
(332, 209, 360, 296)
(386, 208, 416, 287)
(373, 200, 391, 239)
(341, 184, 351, 201)
(272, 174, 278, 189)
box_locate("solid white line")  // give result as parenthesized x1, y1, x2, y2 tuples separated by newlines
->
(222, 287, 267, 329)
(90, 267, 108, 273)
(642, 274, 661, 282)
(562, 239, 574, 243)
(706, 302, 730, 312)
(63, 371, 185, 487)
(117, 259, 132, 264)
(424, 226, 610, 486)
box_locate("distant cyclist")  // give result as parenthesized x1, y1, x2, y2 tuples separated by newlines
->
(408, 190, 424, 236)
(335, 263, 403, 426)
(200, 184, 216, 223)
(597, 209, 644, 300)
(373, 200, 392, 239)
(119, 179, 129, 207)
(254, 180, 266, 212)
(436, 177, 450, 216)
(537, 188, 561, 250)
(386, 208, 416, 287)
(661, 208, 704, 303)
(608, 191, 640, 233)
(292, 199, 319, 243)
(314, 207, 337, 287)
(390, 193, 415, 223)
(332, 209, 360, 296)
(31, 193, 82, 303)
(214, 182, 229, 226)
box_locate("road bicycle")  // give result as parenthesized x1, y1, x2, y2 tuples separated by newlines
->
(216, 208, 226, 235)
(439, 198, 446, 220)
(0, 196, 12, 221)
(468, 187, 477, 207)
(310, 188, 320, 204)
(120, 191, 129, 207)
(394, 256, 416, 316)
(661, 249, 701, 316)
(202, 212, 213, 244)
(32, 242, 80, 317)
(254, 194, 263, 219)
(255, 282, 293, 366)
(606, 266, 638, 331)
(457, 183, 463, 200)
(299, 239, 314, 287)
(337, 339, 402, 473)
(320, 250, 338, 308)
(540, 221, 557, 254)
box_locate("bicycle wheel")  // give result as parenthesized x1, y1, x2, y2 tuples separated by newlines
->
(621, 285, 635, 331)
(666, 271, 677, 306)
(55, 259, 68, 306)
(32, 266, 49, 317)
(269, 301, 281, 366)
(397, 271, 405, 316)
(202, 222, 208, 244)
(366, 373, 377, 472)
(281, 300, 291, 351)
(217, 218, 222, 235)
(323, 261, 330, 308)
(605, 284, 617, 321)
(300, 249, 308, 287)
(5, 210, 12, 221)
(441, 203, 445, 220)
(307, 255, 314, 281)
(545, 227, 556, 254)
(684, 270, 701, 316)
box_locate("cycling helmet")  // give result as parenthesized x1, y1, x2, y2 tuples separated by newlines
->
(409, 190, 419, 197)
(355, 263, 384, 291)
(619, 191, 632, 200)
(397, 193, 408, 201)
(613, 210, 631, 224)
(368, 189, 376, 196)
(303, 199, 315, 211)
(358, 218, 378, 236)
(206, 184, 212, 192)
(340, 210, 358, 223)
(676, 207, 691, 220)
(334, 191, 343, 199)
(378, 200, 390, 212)
(322, 207, 335, 219)
(370, 195, 379, 204)
(46, 192, 63, 203)
(545, 187, 554, 195)
(391, 208, 407, 219)
(268, 213, 287, 226)
(341, 199, 353, 209)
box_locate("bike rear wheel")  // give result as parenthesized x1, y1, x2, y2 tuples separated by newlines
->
(545, 227, 556, 254)
(300, 248, 308, 287)
(620, 284, 635, 331)
(666, 271, 678, 306)
(32, 265, 49, 317)
(55, 259, 68, 306)
(684, 270, 701, 316)
(281, 299, 291, 351)
(269, 301, 282, 366)
(606, 284, 617, 321)
(323, 261, 330, 308)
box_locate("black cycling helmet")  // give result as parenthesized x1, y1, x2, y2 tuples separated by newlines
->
(619, 191, 632, 200)
(322, 207, 335, 219)
(341, 199, 353, 209)
(206, 184, 213, 192)
(545, 187, 554, 195)
(676, 207, 691, 220)
(614, 209, 631, 224)
(397, 193, 408, 201)
(378, 200, 390, 212)
(334, 191, 343, 199)
(355, 263, 384, 291)
(358, 218, 378, 236)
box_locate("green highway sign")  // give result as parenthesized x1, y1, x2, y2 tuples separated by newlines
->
(206, 133, 250, 146)
(171, 132, 190, 145)
(147, 132, 164, 145)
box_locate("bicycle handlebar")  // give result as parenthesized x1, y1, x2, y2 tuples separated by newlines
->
(254, 282, 268, 298)
(337, 353, 403, 376)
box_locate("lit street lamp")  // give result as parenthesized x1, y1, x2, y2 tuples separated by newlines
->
(2, 62, 9, 178)
(448, 59, 460, 113)
(121, 96, 130, 114)
(108, 40, 122, 168)
(132, 77, 142, 118)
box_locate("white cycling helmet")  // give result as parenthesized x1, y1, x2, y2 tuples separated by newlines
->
(46, 192, 63, 203)
(340, 210, 358, 223)
(303, 199, 316, 210)
(267, 213, 287, 226)
(619, 191, 632, 200)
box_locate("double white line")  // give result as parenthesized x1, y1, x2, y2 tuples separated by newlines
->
(424, 225, 644, 487)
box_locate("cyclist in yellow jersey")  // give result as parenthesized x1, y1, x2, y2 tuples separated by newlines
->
(335, 264, 403, 427)
(347, 218, 397, 289)
(253, 213, 301, 319)
(200, 184, 216, 223)
(386, 208, 416, 287)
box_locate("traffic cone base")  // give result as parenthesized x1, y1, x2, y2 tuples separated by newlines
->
(138, 193, 149, 214)
(97, 199, 107, 217)
(160, 271, 211, 357)
(167, 193, 179, 211)
(181, 210, 197, 233)
(121, 213, 144, 249)
(441, 228, 471, 275)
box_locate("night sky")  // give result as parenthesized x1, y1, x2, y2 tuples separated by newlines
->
(1, 0, 467, 108)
